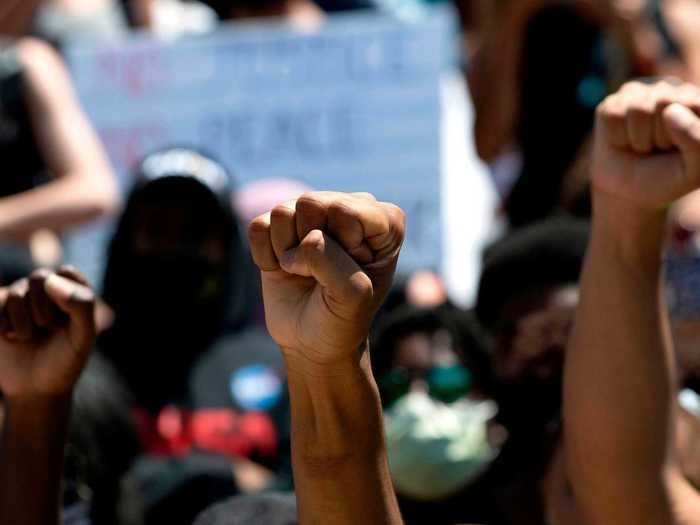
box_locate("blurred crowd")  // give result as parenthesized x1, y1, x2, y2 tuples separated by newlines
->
(3, 1, 700, 525)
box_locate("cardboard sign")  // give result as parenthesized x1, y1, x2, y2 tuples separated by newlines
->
(64, 8, 457, 283)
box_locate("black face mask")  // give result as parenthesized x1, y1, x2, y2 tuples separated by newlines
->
(109, 253, 229, 345)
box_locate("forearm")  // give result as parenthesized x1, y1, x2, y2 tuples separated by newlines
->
(468, 7, 527, 161)
(564, 200, 675, 524)
(0, 395, 72, 525)
(284, 345, 402, 525)
(0, 172, 117, 241)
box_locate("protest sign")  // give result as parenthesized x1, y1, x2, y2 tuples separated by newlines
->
(63, 8, 457, 282)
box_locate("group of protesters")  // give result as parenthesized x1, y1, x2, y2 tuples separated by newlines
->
(3, 1, 700, 525)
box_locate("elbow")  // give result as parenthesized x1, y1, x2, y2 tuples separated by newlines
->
(81, 176, 121, 221)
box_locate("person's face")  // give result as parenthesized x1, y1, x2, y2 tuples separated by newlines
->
(130, 203, 227, 264)
(493, 285, 579, 388)
(379, 330, 471, 406)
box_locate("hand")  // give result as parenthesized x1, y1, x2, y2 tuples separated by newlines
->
(0, 267, 96, 399)
(248, 192, 405, 367)
(592, 80, 700, 214)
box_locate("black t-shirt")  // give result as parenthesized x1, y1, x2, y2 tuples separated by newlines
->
(0, 44, 48, 198)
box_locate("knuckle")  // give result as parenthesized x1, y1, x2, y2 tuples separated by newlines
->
(346, 272, 374, 308)
(328, 200, 360, 222)
(270, 204, 294, 221)
(29, 268, 51, 283)
(384, 203, 406, 235)
(296, 192, 322, 210)
(302, 229, 325, 252)
(247, 216, 269, 240)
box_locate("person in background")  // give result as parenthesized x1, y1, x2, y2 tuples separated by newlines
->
(468, 0, 667, 228)
(65, 354, 142, 525)
(99, 147, 253, 413)
(100, 147, 284, 524)
(193, 492, 297, 525)
(371, 305, 497, 525)
(475, 219, 588, 438)
(0, 38, 118, 241)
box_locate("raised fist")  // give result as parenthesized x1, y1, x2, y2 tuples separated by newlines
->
(248, 192, 405, 366)
(592, 79, 700, 210)
(0, 268, 96, 399)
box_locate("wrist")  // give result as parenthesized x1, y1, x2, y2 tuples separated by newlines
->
(281, 341, 370, 382)
(591, 192, 668, 268)
(4, 393, 72, 425)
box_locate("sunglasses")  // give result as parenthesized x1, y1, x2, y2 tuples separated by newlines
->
(378, 364, 472, 406)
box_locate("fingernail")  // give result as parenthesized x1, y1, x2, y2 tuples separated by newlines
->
(666, 103, 696, 129)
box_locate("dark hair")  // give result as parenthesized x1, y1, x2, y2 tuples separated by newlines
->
(66, 355, 141, 525)
(371, 306, 464, 377)
(193, 493, 297, 525)
(475, 218, 590, 333)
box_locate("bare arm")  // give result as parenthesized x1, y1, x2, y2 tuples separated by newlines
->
(0, 38, 118, 241)
(0, 269, 97, 525)
(564, 80, 700, 525)
(0, 0, 41, 36)
(249, 192, 405, 525)
(468, 2, 529, 161)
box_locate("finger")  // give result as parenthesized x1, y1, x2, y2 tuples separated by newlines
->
(597, 95, 629, 149)
(270, 201, 299, 262)
(248, 212, 279, 272)
(626, 90, 655, 154)
(44, 274, 96, 355)
(56, 265, 90, 287)
(371, 202, 406, 256)
(653, 83, 677, 151)
(279, 230, 374, 318)
(664, 103, 700, 193)
(6, 280, 34, 342)
(29, 269, 61, 329)
(327, 198, 375, 264)
(295, 192, 331, 241)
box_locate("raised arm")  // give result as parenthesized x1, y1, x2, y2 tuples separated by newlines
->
(564, 80, 700, 525)
(248, 192, 404, 525)
(0, 268, 96, 525)
(0, 38, 118, 241)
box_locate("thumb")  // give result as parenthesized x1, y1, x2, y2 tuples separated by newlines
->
(280, 230, 374, 318)
(664, 103, 700, 183)
(44, 273, 96, 355)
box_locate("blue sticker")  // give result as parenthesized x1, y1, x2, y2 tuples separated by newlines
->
(230, 365, 283, 411)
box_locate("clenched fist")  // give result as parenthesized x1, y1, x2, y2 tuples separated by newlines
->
(248, 192, 405, 366)
(0, 268, 95, 399)
(592, 79, 700, 211)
